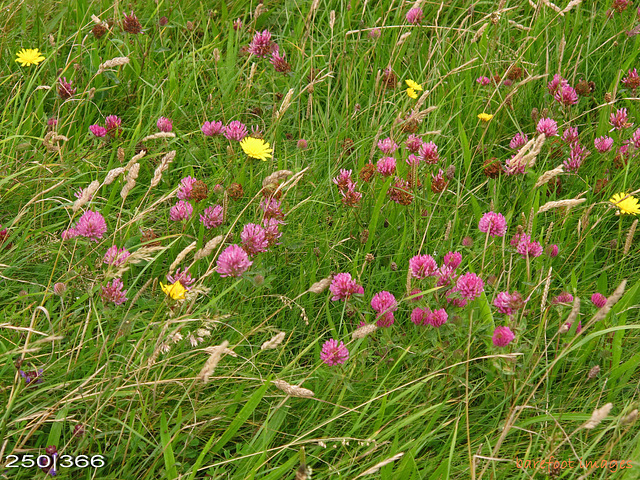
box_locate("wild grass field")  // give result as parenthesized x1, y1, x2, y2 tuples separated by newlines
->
(1, 0, 640, 478)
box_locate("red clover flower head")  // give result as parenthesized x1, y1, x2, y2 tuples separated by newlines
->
(443, 251, 462, 269)
(105, 115, 122, 135)
(89, 125, 107, 137)
(406, 154, 420, 166)
(320, 339, 349, 366)
(552, 292, 574, 304)
(493, 291, 519, 315)
(103, 245, 131, 266)
(554, 84, 579, 106)
(377, 137, 399, 154)
(545, 244, 559, 257)
(201, 121, 224, 136)
(492, 326, 515, 347)
(157, 116, 173, 132)
(610, 108, 631, 130)
(58, 77, 76, 99)
(405, 134, 423, 153)
(411, 307, 428, 325)
(376, 156, 396, 176)
(419, 141, 439, 164)
(248, 30, 276, 57)
(329, 273, 364, 301)
(476, 76, 491, 86)
(435, 264, 456, 287)
(478, 211, 507, 237)
(262, 218, 283, 247)
(594, 136, 614, 153)
(536, 117, 558, 136)
(169, 200, 193, 221)
(166, 268, 195, 289)
(562, 127, 579, 145)
(241, 223, 269, 255)
(509, 132, 528, 149)
(200, 205, 224, 229)
(371, 291, 398, 327)
(516, 234, 543, 258)
(406, 7, 423, 24)
(270, 48, 291, 73)
(332, 169, 353, 190)
(409, 254, 438, 278)
(547, 74, 569, 94)
(591, 292, 607, 308)
(100, 278, 128, 305)
(223, 120, 248, 141)
(455, 272, 484, 300)
(217, 244, 253, 277)
(75, 210, 107, 241)
(426, 308, 448, 327)
(177, 176, 197, 200)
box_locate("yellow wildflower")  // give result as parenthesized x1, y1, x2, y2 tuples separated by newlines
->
(405, 79, 423, 91)
(407, 88, 420, 99)
(609, 192, 640, 215)
(161, 281, 186, 300)
(240, 137, 273, 161)
(15, 48, 45, 67)
(477, 113, 494, 122)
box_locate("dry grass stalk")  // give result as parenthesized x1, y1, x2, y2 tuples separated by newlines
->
(120, 163, 140, 200)
(104, 167, 126, 185)
(541, 267, 552, 310)
(169, 241, 197, 274)
(584, 403, 613, 429)
(622, 409, 638, 426)
(526, 207, 535, 237)
(97, 56, 130, 74)
(534, 165, 564, 188)
(263, 170, 293, 189)
(43, 132, 68, 152)
(590, 280, 626, 323)
(396, 32, 411, 46)
(352, 323, 378, 339)
(275, 88, 294, 120)
(199, 340, 230, 383)
(562, 0, 583, 13)
(541, 0, 563, 14)
(507, 134, 546, 174)
(125, 149, 146, 170)
(117, 147, 125, 163)
(194, 235, 224, 261)
(272, 379, 314, 398)
(444, 220, 452, 241)
(109, 246, 166, 278)
(624, 219, 638, 256)
(72, 180, 100, 212)
(544, 222, 554, 244)
(141, 131, 176, 142)
(253, 3, 265, 19)
(248, 62, 257, 85)
(329, 10, 336, 30)
(261, 332, 286, 350)
(471, 23, 488, 43)
(307, 277, 332, 294)
(507, 19, 531, 31)
(538, 198, 586, 213)
(560, 296, 580, 332)
(91, 14, 102, 24)
(150, 150, 176, 187)
(405, 106, 438, 126)
(355, 453, 404, 477)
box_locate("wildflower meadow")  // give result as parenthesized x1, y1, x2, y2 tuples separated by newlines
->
(2, 0, 640, 478)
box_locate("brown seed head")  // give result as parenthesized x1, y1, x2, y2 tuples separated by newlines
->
(92, 24, 108, 38)
(227, 182, 244, 200)
(588, 365, 600, 379)
(531, 107, 539, 122)
(604, 92, 613, 103)
(123, 11, 142, 34)
(359, 163, 376, 182)
(506, 65, 522, 81)
(365, 253, 374, 263)
(341, 137, 354, 155)
(141, 228, 161, 247)
(483, 157, 502, 178)
(191, 180, 209, 202)
(382, 67, 398, 89)
(594, 177, 609, 194)
(575, 79, 594, 96)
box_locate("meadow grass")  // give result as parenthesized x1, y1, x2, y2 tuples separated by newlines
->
(1, 0, 640, 479)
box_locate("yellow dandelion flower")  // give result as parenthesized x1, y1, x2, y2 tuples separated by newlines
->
(477, 113, 494, 122)
(609, 192, 640, 215)
(405, 79, 423, 91)
(406, 87, 418, 99)
(240, 137, 273, 161)
(15, 48, 45, 67)
(161, 281, 186, 300)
